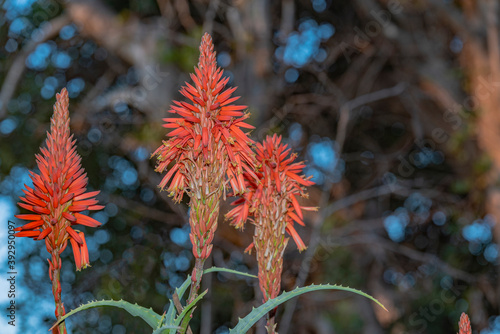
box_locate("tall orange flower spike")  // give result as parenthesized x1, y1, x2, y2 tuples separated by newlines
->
(14, 88, 104, 333)
(458, 313, 471, 334)
(226, 134, 316, 304)
(153, 33, 256, 301)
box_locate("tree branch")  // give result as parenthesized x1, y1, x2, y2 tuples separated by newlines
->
(0, 14, 71, 119)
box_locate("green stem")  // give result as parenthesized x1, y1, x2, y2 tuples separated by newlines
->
(187, 258, 205, 304)
(179, 308, 195, 334)
(51, 250, 67, 334)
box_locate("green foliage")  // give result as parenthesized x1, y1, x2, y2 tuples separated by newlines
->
(50, 267, 258, 332)
(50, 299, 162, 330)
(152, 323, 181, 334)
(175, 290, 208, 333)
(162, 267, 258, 333)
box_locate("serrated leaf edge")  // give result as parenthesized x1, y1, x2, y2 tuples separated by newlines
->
(229, 283, 387, 333)
(49, 299, 162, 331)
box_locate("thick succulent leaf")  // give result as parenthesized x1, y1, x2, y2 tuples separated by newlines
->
(171, 266, 255, 309)
(175, 273, 192, 301)
(164, 274, 192, 325)
(174, 290, 208, 327)
(151, 324, 180, 334)
(230, 284, 387, 333)
(50, 299, 162, 330)
(164, 300, 177, 330)
(203, 266, 257, 279)
(162, 266, 257, 332)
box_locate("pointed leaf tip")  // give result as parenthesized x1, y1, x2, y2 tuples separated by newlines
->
(229, 284, 387, 333)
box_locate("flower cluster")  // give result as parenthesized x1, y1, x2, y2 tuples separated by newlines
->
(14, 88, 104, 330)
(227, 134, 315, 302)
(458, 313, 471, 334)
(153, 33, 255, 197)
(153, 33, 256, 262)
(153, 33, 258, 302)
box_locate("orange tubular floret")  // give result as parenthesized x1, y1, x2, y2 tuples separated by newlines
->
(68, 205, 88, 212)
(14, 230, 41, 238)
(15, 214, 41, 221)
(290, 195, 303, 219)
(37, 227, 52, 240)
(74, 213, 102, 227)
(80, 232, 90, 269)
(66, 226, 83, 244)
(15, 220, 44, 230)
(18, 203, 33, 211)
(72, 199, 98, 206)
(286, 223, 307, 252)
(288, 211, 305, 226)
(62, 212, 77, 223)
(77, 190, 101, 201)
(70, 238, 82, 271)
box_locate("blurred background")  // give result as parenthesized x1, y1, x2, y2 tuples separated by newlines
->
(1, 0, 500, 333)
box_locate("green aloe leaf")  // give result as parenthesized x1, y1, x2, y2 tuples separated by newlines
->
(230, 284, 387, 333)
(168, 266, 256, 312)
(51, 267, 257, 332)
(203, 266, 257, 279)
(49, 299, 162, 330)
(164, 274, 193, 325)
(151, 324, 181, 334)
(161, 266, 257, 332)
(174, 289, 208, 327)
(164, 300, 177, 330)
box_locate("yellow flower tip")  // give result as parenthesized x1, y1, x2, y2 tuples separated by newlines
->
(229, 219, 245, 230)
(76, 263, 91, 272)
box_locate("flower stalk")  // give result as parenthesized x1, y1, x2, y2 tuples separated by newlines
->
(14, 88, 104, 333)
(227, 134, 316, 333)
(152, 33, 256, 304)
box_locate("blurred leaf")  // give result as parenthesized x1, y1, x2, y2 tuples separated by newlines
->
(451, 179, 470, 195)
